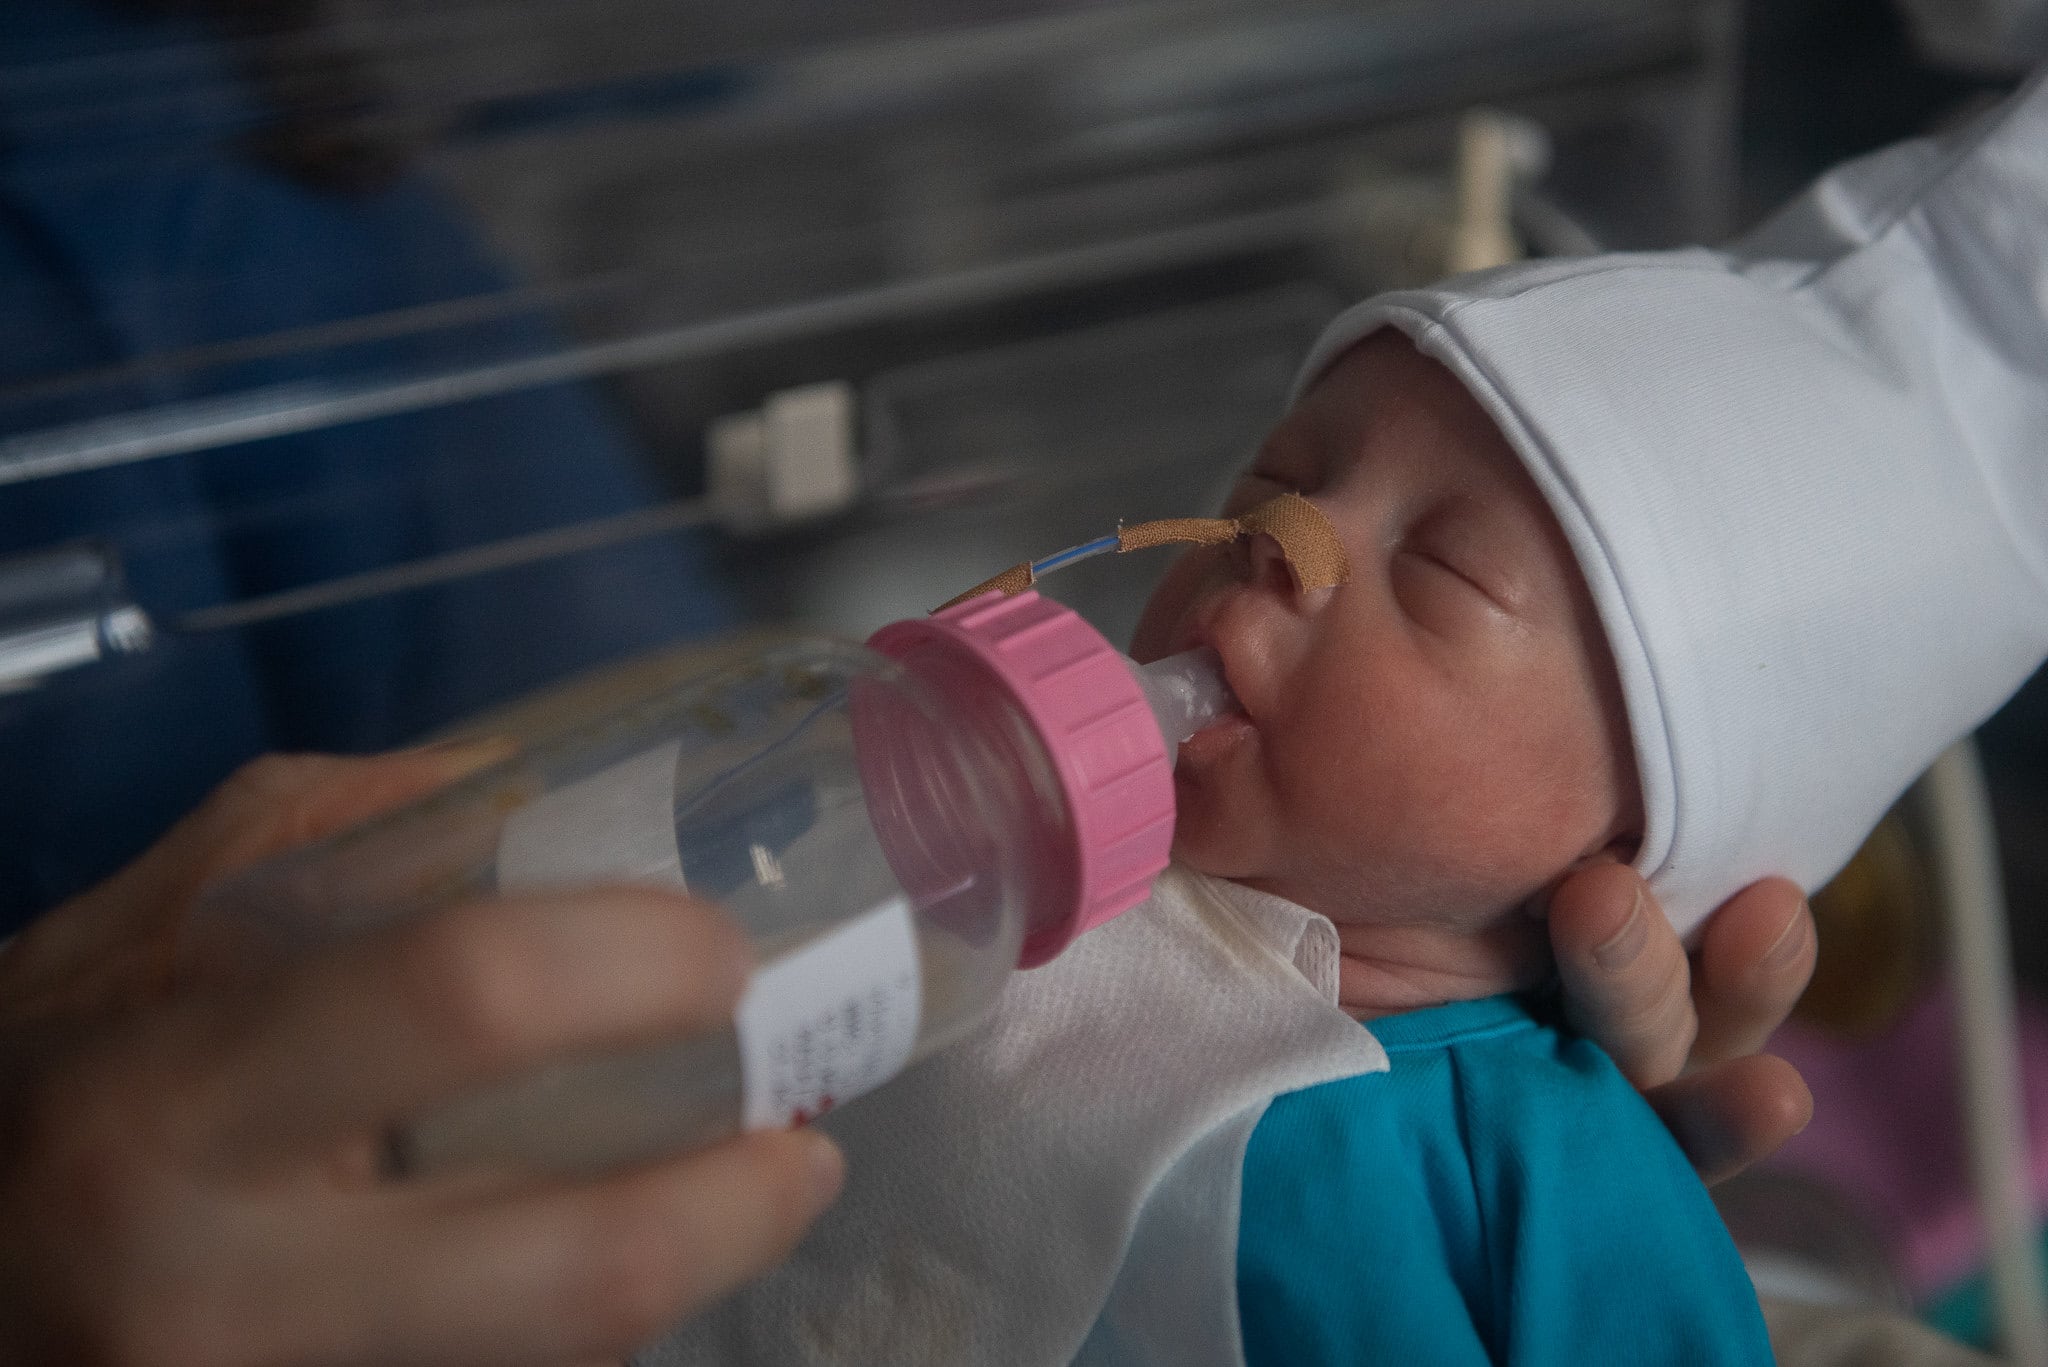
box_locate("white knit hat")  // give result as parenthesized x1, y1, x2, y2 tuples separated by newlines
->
(1291, 82, 2048, 935)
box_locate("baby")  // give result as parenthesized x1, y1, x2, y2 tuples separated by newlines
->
(1132, 325, 1761, 1364)
(648, 86, 2048, 1366)
(1104, 172, 2047, 1354)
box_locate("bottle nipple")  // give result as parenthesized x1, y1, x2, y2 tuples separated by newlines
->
(1128, 647, 1240, 749)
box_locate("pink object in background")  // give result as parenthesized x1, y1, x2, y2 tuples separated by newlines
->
(1768, 976, 2048, 1300)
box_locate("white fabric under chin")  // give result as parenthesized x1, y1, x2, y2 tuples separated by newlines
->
(634, 864, 1387, 1367)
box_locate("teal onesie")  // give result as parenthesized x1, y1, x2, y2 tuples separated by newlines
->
(1237, 994, 1773, 1365)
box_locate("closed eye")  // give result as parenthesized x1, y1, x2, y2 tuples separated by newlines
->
(1392, 545, 1519, 633)
(1399, 500, 1526, 619)
(1409, 548, 1507, 609)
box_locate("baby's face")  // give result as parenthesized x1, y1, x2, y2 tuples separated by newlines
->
(1131, 329, 1640, 936)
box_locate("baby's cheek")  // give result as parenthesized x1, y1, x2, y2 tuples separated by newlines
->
(1266, 712, 1398, 844)
(1427, 726, 1614, 890)
(1273, 688, 1505, 861)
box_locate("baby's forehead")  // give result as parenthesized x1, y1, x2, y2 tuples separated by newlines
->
(1299, 340, 1527, 474)
(1289, 337, 1599, 605)
(1296, 348, 1552, 514)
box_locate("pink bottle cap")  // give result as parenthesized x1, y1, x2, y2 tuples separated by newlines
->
(865, 592, 1175, 968)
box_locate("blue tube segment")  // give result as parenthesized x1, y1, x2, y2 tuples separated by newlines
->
(1029, 535, 1121, 579)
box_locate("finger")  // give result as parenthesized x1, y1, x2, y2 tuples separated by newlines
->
(2, 745, 514, 1016)
(208, 888, 753, 1160)
(1643, 1053, 1813, 1186)
(1548, 862, 1695, 1089)
(339, 1129, 844, 1365)
(1688, 878, 1815, 1068)
(147, 744, 518, 901)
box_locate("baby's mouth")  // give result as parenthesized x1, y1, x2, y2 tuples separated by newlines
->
(1184, 613, 1254, 724)
(1137, 643, 1244, 749)
(1170, 637, 1253, 763)
(1177, 706, 1255, 769)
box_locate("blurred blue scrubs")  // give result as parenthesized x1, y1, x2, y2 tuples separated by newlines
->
(0, 1, 735, 930)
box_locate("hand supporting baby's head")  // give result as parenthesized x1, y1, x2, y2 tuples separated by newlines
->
(1132, 329, 1642, 1016)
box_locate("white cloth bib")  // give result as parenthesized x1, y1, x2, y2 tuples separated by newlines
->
(635, 865, 1387, 1367)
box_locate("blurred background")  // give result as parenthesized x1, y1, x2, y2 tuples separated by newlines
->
(0, 0, 2042, 1355)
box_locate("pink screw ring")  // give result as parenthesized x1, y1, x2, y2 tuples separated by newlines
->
(866, 592, 1176, 967)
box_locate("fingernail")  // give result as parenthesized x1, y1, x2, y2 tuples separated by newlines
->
(1760, 903, 1813, 973)
(803, 1133, 846, 1209)
(1592, 887, 1648, 972)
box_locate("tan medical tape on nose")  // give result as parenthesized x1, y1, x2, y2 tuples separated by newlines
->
(935, 492, 1350, 611)
(1237, 493, 1350, 592)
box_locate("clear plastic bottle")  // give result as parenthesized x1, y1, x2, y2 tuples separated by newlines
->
(181, 591, 1234, 1178)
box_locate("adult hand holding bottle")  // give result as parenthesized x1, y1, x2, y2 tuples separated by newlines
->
(0, 747, 844, 1367)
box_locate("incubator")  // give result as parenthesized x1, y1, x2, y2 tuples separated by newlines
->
(184, 590, 1236, 1177)
(0, 0, 1755, 1213)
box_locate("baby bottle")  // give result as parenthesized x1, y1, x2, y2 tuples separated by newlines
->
(182, 591, 1234, 1178)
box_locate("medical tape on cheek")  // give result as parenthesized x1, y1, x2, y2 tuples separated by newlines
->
(933, 492, 1350, 611)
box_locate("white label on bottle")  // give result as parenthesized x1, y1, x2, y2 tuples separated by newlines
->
(496, 741, 686, 893)
(735, 896, 923, 1130)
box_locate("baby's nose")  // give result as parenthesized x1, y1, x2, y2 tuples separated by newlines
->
(1233, 492, 1350, 599)
(1243, 530, 1300, 597)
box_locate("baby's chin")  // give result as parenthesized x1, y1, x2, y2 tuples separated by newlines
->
(1172, 829, 1542, 934)
(1167, 811, 1265, 884)
(1167, 764, 1273, 880)
(1169, 840, 1244, 880)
